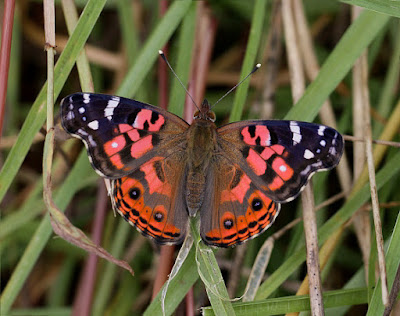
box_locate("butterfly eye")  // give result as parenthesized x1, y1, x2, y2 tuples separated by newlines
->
(207, 111, 216, 122)
(193, 110, 200, 119)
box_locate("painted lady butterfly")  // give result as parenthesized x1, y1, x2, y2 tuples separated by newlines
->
(61, 93, 343, 247)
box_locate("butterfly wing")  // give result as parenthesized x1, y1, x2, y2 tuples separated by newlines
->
(61, 93, 190, 244)
(200, 160, 280, 247)
(200, 120, 343, 247)
(112, 155, 188, 245)
(217, 120, 343, 202)
(61, 93, 189, 178)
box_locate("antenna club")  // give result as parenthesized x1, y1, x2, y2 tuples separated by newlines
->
(256, 63, 261, 68)
(158, 50, 164, 55)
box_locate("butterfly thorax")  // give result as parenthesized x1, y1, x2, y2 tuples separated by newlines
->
(186, 100, 218, 216)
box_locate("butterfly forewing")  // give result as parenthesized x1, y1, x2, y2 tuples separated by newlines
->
(61, 93, 189, 178)
(217, 120, 343, 203)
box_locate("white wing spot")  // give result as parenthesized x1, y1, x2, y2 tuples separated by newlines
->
(293, 133, 302, 144)
(88, 135, 96, 147)
(83, 93, 90, 104)
(88, 120, 99, 130)
(78, 107, 85, 114)
(264, 134, 271, 146)
(304, 149, 315, 159)
(318, 126, 326, 136)
(66, 112, 75, 120)
(77, 128, 88, 136)
(320, 140, 326, 147)
(82, 116, 87, 122)
(111, 142, 118, 148)
(290, 121, 302, 144)
(69, 104, 73, 110)
(105, 97, 120, 118)
(279, 165, 287, 172)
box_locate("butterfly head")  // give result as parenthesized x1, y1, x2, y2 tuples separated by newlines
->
(193, 99, 216, 122)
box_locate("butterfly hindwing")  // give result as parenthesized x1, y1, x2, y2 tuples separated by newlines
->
(112, 155, 188, 245)
(217, 120, 343, 203)
(61, 93, 189, 178)
(200, 161, 280, 247)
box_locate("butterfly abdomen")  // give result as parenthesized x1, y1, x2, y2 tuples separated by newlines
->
(185, 118, 218, 216)
(186, 171, 206, 216)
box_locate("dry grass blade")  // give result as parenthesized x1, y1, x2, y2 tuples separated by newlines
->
(258, 0, 282, 119)
(352, 6, 388, 306)
(292, 0, 352, 193)
(351, 6, 372, 283)
(282, 0, 324, 315)
(49, 208, 134, 275)
(343, 135, 400, 148)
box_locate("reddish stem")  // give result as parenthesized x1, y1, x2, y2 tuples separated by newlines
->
(0, 0, 16, 136)
(158, 0, 169, 110)
(152, 245, 175, 298)
(185, 287, 195, 316)
(72, 181, 108, 316)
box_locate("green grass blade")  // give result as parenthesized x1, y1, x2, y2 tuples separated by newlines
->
(229, 0, 268, 122)
(340, 0, 400, 18)
(374, 20, 400, 137)
(367, 212, 400, 315)
(144, 246, 198, 316)
(168, 2, 197, 116)
(284, 9, 389, 122)
(0, 0, 107, 202)
(0, 151, 94, 315)
(116, 0, 192, 98)
(203, 288, 367, 315)
(91, 220, 131, 315)
(191, 220, 235, 316)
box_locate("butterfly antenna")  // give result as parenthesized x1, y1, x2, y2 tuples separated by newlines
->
(158, 50, 199, 111)
(211, 63, 261, 109)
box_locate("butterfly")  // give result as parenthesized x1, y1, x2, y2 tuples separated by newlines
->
(61, 93, 343, 247)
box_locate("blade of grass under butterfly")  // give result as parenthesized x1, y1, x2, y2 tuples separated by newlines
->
(202, 288, 367, 315)
(144, 246, 198, 316)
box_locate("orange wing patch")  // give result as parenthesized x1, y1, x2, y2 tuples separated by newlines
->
(112, 158, 182, 244)
(204, 185, 280, 247)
